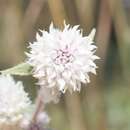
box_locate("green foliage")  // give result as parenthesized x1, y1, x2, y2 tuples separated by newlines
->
(0, 63, 33, 76)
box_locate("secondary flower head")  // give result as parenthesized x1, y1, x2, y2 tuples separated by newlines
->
(0, 75, 31, 125)
(20, 111, 50, 130)
(27, 23, 99, 94)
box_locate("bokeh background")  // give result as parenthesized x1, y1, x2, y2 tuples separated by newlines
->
(0, 0, 130, 130)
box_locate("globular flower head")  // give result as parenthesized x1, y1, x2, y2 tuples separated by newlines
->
(0, 75, 32, 125)
(27, 23, 99, 96)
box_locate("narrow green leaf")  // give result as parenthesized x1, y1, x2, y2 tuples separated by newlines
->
(0, 63, 33, 76)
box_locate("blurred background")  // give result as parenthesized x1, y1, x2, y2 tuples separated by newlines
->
(0, 0, 130, 130)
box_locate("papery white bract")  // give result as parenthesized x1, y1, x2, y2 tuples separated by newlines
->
(0, 75, 31, 125)
(27, 23, 99, 96)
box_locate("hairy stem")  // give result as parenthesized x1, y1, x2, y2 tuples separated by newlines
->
(29, 89, 44, 130)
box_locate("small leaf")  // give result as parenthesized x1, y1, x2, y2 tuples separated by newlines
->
(0, 63, 33, 76)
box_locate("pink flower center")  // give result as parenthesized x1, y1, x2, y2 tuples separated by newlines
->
(54, 45, 74, 65)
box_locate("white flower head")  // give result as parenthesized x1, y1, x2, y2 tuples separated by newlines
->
(27, 23, 99, 95)
(0, 75, 32, 125)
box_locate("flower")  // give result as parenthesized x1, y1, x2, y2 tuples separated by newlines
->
(0, 75, 31, 125)
(37, 112, 50, 125)
(27, 23, 99, 95)
(20, 111, 50, 130)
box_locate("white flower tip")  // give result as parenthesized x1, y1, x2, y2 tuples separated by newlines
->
(20, 119, 30, 129)
(49, 22, 54, 31)
(57, 79, 66, 92)
(37, 112, 50, 125)
(63, 20, 69, 27)
(36, 32, 41, 40)
(39, 29, 43, 33)
(63, 20, 66, 26)
(89, 28, 96, 40)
